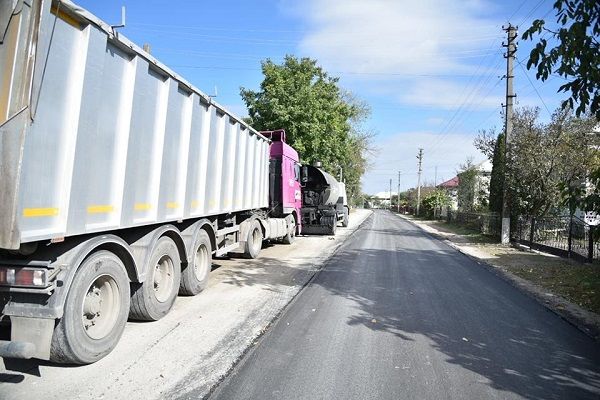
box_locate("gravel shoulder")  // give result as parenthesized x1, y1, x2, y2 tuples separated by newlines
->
(0, 209, 372, 400)
(401, 214, 600, 341)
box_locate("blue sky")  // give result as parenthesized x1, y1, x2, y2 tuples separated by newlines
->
(76, 0, 564, 195)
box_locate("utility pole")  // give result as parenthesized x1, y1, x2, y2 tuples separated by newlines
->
(397, 171, 401, 213)
(434, 165, 438, 219)
(389, 179, 392, 210)
(416, 148, 423, 216)
(501, 24, 517, 244)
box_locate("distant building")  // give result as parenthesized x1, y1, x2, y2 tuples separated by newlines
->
(373, 191, 392, 208)
(438, 176, 459, 211)
(438, 160, 492, 212)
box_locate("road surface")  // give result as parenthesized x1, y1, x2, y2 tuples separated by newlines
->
(0, 210, 372, 400)
(209, 210, 600, 400)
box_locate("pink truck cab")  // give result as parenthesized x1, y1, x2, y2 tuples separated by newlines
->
(263, 130, 303, 236)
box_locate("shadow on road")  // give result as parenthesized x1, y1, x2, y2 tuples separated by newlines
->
(215, 213, 600, 400)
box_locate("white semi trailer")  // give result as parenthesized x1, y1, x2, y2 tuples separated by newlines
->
(0, 0, 299, 364)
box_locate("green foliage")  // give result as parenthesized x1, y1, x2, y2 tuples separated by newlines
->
(560, 149, 600, 217)
(421, 189, 451, 218)
(477, 106, 598, 218)
(489, 132, 505, 213)
(457, 159, 479, 212)
(240, 56, 373, 203)
(522, 0, 600, 119)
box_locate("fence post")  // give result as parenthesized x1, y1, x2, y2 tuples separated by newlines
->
(568, 215, 573, 258)
(589, 225, 594, 262)
(529, 217, 535, 249)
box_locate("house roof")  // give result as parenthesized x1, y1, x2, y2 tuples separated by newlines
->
(438, 176, 459, 188)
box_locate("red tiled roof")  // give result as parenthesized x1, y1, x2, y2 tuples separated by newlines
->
(438, 176, 459, 188)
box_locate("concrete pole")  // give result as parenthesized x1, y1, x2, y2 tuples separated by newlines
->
(501, 24, 517, 244)
(389, 179, 392, 210)
(397, 171, 401, 213)
(416, 148, 423, 216)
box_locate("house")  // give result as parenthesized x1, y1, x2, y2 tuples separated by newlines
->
(438, 160, 492, 212)
(372, 191, 393, 208)
(438, 176, 459, 212)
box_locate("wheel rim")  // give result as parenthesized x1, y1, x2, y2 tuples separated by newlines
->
(81, 274, 121, 340)
(153, 254, 175, 303)
(194, 243, 210, 281)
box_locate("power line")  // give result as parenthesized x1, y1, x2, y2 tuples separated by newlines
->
(517, 0, 546, 28)
(516, 57, 552, 116)
(425, 52, 505, 156)
(169, 63, 506, 79)
(507, 0, 529, 22)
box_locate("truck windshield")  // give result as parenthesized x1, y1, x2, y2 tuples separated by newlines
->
(0, 0, 37, 126)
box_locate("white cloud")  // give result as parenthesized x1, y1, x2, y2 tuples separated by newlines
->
(298, 0, 499, 75)
(362, 130, 485, 194)
(398, 78, 503, 109)
(292, 0, 503, 110)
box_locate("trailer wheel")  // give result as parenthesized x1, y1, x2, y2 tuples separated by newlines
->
(341, 207, 349, 227)
(244, 220, 263, 259)
(50, 250, 130, 364)
(180, 230, 212, 295)
(282, 216, 296, 244)
(130, 236, 181, 321)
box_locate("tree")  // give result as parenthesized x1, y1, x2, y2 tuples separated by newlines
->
(488, 131, 505, 214)
(421, 189, 451, 219)
(523, 0, 600, 119)
(457, 158, 479, 212)
(240, 56, 373, 203)
(475, 106, 598, 218)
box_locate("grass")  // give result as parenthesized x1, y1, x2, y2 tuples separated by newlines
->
(510, 263, 600, 315)
(425, 219, 498, 244)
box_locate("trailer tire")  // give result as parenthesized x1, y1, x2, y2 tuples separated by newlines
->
(130, 237, 181, 321)
(282, 216, 296, 244)
(342, 207, 349, 227)
(180, 230, 212, 296)
(244, 220, 263, 259)
(50, 250, 130, 364)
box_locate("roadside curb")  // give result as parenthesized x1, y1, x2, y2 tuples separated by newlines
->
(396, 213, 600, 342)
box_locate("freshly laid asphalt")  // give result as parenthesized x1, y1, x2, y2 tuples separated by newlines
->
(208, 210, 600, 400)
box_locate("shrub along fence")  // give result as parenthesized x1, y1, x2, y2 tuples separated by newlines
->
(446, 211, 501, 237)
(512, 215, 598, 263)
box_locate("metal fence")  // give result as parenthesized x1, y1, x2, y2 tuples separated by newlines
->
(443, 210, 599, 262)
(512, 215, 598, 263)
(446, 211, 502, 237)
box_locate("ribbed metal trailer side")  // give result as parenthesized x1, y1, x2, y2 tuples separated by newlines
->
(0, 0, 296, 365)
(0, 0, 270, 249)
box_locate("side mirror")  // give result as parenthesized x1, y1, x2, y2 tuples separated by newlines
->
(301, 166, 309, 183)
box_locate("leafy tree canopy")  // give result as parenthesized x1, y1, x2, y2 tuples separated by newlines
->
(523, 0, 600, 119)
(475, 106, 598, 218)
(240, 56, 373, 202)
(421, 189, 451, 218)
